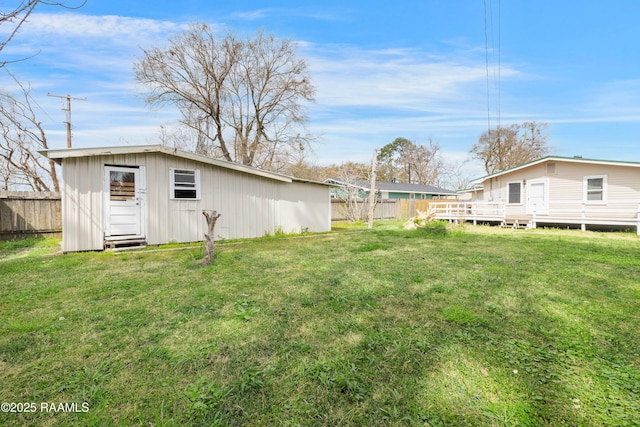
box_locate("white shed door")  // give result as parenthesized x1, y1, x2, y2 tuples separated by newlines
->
(104, 166, 145, 238)
(526, 180, 548, 215)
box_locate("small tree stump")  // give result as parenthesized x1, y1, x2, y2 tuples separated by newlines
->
(198, 210, 221, 265)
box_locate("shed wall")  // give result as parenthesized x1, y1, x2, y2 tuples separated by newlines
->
(60, 152, 330, 251)
(279, 181, 331, 233)
(61, 157, 105, 252)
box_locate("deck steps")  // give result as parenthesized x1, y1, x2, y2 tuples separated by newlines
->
(104, 238, 147, 251)
(500, 219, 529, 229)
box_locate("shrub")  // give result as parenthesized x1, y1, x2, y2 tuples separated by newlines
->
(403, 209, 448, 236)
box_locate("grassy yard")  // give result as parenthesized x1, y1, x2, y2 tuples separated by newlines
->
(1, 222, 639, 426)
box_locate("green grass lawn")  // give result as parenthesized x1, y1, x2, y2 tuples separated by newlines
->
(1, 222, 639, 426)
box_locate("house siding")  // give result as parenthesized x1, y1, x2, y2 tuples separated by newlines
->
(59, 151, 329, 252)
(480, 160, 640, 223)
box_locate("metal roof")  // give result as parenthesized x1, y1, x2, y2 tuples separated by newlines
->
(40, 144, 330, 186)
(326, 178, 455, 195)
(471, 155, 640, 184)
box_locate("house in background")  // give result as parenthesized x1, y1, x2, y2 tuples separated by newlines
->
(41, 145, 332, 252)
(325, 178, 457, 200)
(432, 155, 640, 233)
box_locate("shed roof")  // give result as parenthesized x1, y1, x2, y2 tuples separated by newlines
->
(40, 144, 328, 186)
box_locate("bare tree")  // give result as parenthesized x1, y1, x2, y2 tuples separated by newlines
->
(1, 0, 86, 68)
(471, 122, 549, 174)
(336, 162, 370, 223)
(377, 137, 444, 185)
(407, 139, 444, 186)
(134, 24, 315, 171)
(0, 1, 85, 190)
(440, 158, 473, 191)
(0, 72, 59, 191)
(0, 156, 18, 190)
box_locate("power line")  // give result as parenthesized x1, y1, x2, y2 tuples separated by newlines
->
(483, 0, 492, 138)
(483, 0, 502, 135)
(496, 0, 501, 130)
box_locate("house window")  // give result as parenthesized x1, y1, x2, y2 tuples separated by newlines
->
(584, 175, 607, 202)
(170, 169, 200, 200)
(508, 182, 522, 204)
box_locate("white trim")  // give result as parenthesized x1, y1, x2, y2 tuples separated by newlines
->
(103, 165, 146, 239)
(526, 179, 549, 215)
(583, 174, 607, 204)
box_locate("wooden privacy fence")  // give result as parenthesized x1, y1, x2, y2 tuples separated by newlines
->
(331, 199, 397, 221)
(331, 198, 444, 221)
(0, 191, 62, 239)
(395, 199, 439, 219)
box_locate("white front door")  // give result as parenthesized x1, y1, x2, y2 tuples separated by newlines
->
(526, 179, 548, 215)
(104, 166, 145, 238)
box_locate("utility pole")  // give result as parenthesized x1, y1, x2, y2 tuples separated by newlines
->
(47, 93, 87, 148)
(367, 149, 378, 229)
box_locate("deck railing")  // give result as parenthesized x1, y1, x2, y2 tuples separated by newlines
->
(427, 200, 640, 234)
(428, 201, 506, 225)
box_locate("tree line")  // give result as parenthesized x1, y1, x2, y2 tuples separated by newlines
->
(1, 10, 549, 192)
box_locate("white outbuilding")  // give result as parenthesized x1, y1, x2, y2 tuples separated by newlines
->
(42, 145, 331, 252)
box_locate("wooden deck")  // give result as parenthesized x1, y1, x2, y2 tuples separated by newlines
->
(428, 201, 640, 234)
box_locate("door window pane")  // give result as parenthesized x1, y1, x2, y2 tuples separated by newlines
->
(110, 171, 135, 201)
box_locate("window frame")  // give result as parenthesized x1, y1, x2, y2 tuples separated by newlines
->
(507, 181, 523, 205)
(170, 168, 201, 200)
(583, 174, 607, 204)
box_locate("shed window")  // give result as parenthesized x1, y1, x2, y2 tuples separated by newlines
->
(170, 169, 200, 200)
(508, 182, 522, 204)
(584, 175, 607, 202)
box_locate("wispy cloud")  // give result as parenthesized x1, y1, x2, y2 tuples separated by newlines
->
(13, 13, 187, 40)
(230, 7, 349, 22)
(305, 44, 520, 113)
(300, 42, 527, 164)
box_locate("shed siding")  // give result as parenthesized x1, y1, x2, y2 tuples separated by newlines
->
(61, 157, 104, 252)
(60, 151, 330, 252)
(279, 181, 331, 234)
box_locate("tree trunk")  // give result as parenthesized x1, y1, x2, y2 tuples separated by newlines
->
(198, 210, 221, 265)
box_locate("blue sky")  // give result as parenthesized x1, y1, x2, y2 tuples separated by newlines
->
(2, 0, 640, 178)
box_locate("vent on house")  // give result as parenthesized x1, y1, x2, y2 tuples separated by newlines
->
(546, 163, 556, 174)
